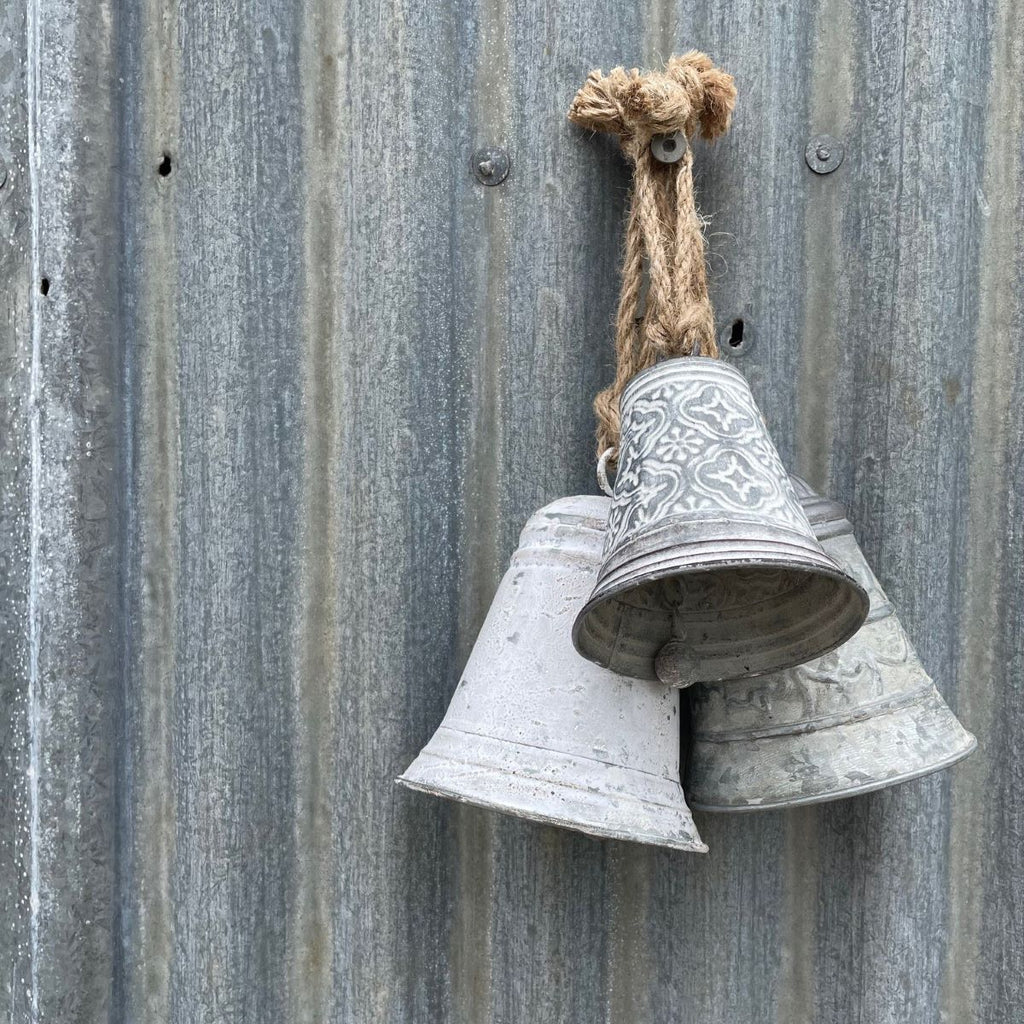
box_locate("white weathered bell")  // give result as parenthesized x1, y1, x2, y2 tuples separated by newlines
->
(398, 496, 706, 852)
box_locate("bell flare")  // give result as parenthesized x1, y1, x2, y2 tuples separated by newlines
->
(684, 479, 976, 811)
(574, 358, 868, 683)
(399, 727, 708, 852)
(398, 495, 707, 853)
(686, 686, 976, 812)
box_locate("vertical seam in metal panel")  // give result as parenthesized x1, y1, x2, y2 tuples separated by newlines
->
(644, 0, 675, 68)
(449, 0, 519, 1017)
(25, 0, 41, 1015)
(787, 1, 857, 1016)
(124, 0, 181, 1015)
(876, 7, 913, 534)
(606, 844, 653, 1024)
(292, 3, 341, 1019)
(942, 0, 1018, 1017)
(796, 0, 853, 491)
(113, 22, 132, 1014)
(777, 807, 819, 1023)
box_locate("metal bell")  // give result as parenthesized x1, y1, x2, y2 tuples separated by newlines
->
(573, 357, 869, 684)
(398, 496, 706, 852)
(685, 479, 977, 811)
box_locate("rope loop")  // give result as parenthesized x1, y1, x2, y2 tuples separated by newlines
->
(568, 51, 737, 459)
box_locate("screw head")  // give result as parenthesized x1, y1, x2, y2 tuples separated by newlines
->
(651, 131, 688, 164)
(472, 147, 510, 186)
(805, 134, 844, 174)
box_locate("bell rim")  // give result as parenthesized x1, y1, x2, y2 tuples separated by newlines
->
(398, 726, 708, 853)
(686, 737, 976, 812)
(589, 549, 867, 618)
(685, 690, 977, 812)
(573, 547, 870, 683)
(397, 773, 709, 852)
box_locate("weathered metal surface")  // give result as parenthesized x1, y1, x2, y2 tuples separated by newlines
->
(575, 357, 867, 683)
(0, 0, 1020, 1022)
(400, 496, 704, 852)
(686, 480, 976, 810)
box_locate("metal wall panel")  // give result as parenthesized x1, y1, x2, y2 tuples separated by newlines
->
(0, 0, 1020, 1020)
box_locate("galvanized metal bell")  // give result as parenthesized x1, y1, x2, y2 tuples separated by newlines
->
(573, 357, 869, 684)
(684, 478, 977, 811)
(398, 496, 706, 852)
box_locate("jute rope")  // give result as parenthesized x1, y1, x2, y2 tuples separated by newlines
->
(568, 51, 737, 458)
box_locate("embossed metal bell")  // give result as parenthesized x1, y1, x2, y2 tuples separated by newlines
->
(573, 358, 868, 684)
(685, 479, 976, 810)
(398, 496, 706, 852)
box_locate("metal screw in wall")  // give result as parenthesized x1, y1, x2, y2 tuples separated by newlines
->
(651, 131, 687, 164)
(805, 134, 844, 174)
(472, 147, 510, 186)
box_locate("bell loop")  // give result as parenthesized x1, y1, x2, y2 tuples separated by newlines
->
(596, 447, 617, 497)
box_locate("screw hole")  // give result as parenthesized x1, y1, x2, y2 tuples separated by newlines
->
(663, 138, 676, 152)
(728, 318, 744, 347)
(157, 153, 172, 177)
(39, 278, 49, 296)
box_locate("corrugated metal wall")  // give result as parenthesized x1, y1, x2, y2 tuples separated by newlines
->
(0, 0, 1020, 1020)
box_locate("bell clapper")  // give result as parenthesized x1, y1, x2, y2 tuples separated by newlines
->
(655, 638, 695, 688)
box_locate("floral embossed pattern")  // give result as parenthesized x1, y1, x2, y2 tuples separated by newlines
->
(605, 364, 813, 556)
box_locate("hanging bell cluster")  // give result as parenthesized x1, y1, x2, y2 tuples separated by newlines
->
(397, 52, 973, 853)
(398, 479, 973, 851)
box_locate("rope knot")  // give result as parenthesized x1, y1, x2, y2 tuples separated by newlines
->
(568, 51, 736, 148)
(568, 52, 736, 459)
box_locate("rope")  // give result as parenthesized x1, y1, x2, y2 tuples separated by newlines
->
(568, 51, 737, 458)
